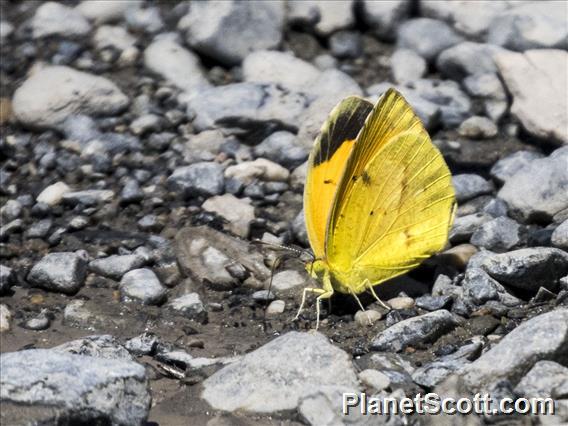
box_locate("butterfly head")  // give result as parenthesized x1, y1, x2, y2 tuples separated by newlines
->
(305, 258, 329, 280)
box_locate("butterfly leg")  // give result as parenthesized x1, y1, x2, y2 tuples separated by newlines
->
(366, 280, 392, 311)
(314, 275, 334, 330)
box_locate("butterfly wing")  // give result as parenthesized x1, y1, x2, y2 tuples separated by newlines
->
(304, 96, 373, 258)
(326, 89, 456, 290)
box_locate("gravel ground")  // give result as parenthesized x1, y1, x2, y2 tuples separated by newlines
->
(1, 1, 567, 425)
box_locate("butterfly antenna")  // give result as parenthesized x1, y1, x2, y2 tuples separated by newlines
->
(263, 254, 285, 332)
(252, 239, 314, 261)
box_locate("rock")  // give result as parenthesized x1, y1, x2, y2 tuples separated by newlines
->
(0, 200, 21, 222)
(462, 309, 568, 391)
(370, 310, 460, 352)
(458, 116, 498, 139)
(488, 2, 568, 51)
(225, 158, 289, 184)
(76, 0, 141, 24)
(412, 359, 466, 388)
(53, 335, 133, 361)
(270, 270, 306, 293)
(437, 42, 505, 80)
(495, 50, 568, 145)
(124, 6, 163, 33)
(462, 268, 509, 306)
(415, 295, 452, 311)
(266, 300, 286, 316)
(354, 310, 382, 326)
(253, 131, 308, 169)
(397, 18, 463, 62)
(242, 50, 320, 94)
(552, 220, 568, 250)
(0, 304, 11, 332)
(144, 35, 209, 93)
(175, 226, 270, 289)
(0, 349, 150, 425)
(452, 174, 494, 203)
(0, 21, 14, 39)
(179, 0, 284, 65)
(89, 254, 146, 281)
(421, 0, 508, 38)
(358, 369, 391, 392)
(119, 268, 166, 305)
(515, 360, 568, 399)
(361, 0, 410, 41)
(288, 0, 355, 36)
(93, 25, 137, 64)
(185, 82, 307, 133)
(62, 189, 114, 206)
(35, 182, 69, 206)
(498, 147, 568, 222)
(387, 296, 415, 310)
(470, 217, 521, 252)
(125, 332, 158, 357)
(31, 2, 91, 38)
(201, 331, 360, 412)
(329, 31, 362, 59)
(490, 150, 544, 185)
(27, 252, 87, 295)
(202, 194, 255, 238)
(480, 248, 568, 293)
(13, 66, 129, 130)
(438, 244, 478, 270)
(0, 265, 15, 295)
(120, 178, 144, 204)
(167, 162, 225, 198)
(168, 293, 207, 323)
(24, 310, 51, 331)
(304, 68, 362, 102)
(129, 114, 161, 136)
(390, 48, 427, 84)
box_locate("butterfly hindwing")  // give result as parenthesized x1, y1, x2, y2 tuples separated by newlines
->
(326, 89, 456, 290)
(304, 96, 373, 259)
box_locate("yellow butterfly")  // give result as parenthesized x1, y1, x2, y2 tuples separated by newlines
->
(298, 88, 456, 328)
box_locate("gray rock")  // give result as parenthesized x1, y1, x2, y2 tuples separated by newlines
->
(76, 0, 141, 24)
(480, 247, 568, 293)
(0, 265, 16, 295)
(93, 25, 138, 64)
(458, 116, 498, 140)
(202, 331, 360, 412)
(488, 2, 568, 51)
(515, 360, 568, 399)
(167, 162, 225, 198)
(452, 174, 494, 203)
(490, 150, 544, 185)
(168, 293, 207, 323)
(498, 147, 568, 222)
(361, 0, 410, 41)
(390, 48, 427, 84)
(461, 268, 503, 305)
(120, 268, 166, 305)
(179, 0, 284, 65)
(412, 359, 466, 388)
(287, 0, 355, 36)
(552, 219, 568, 250)
(270, 269, 306, 293)
(462, 309, 568, 391)
(0, 349, 150, 425)
(125, 332, 158, 356)
(13, 66, 129, 130)
(253, 131, 308, 169)
(0, 304, 11, 333)
(415, 295, 452, 311)
(483, 198, 508, 218)
(496, 50, 568, 145)
(62, 189, 114, 206)
(370, 310, 460, 352)
(0, 219, 23, 241)
(397, 18, 463, 62)
(129, 114, 161, 136)
(31, 2, 91, 38)
(125, 6, 163, 33)
(89, 254, 146, 281)
(36, 181, 72, 206)
(53, 335, 133, 361)
(185, 82, 307, 133)
(144, 35, 209, 93)
(437, 42, 505, 80)
(120, 178, 144, 204)
(0, 200, 22, 222)
(24, 310, 51, 331)
(470, 216, 521, 252)
(292, 209, 309, 246)
(27, 252, 87, 294)
(0, 20, 14, 39)
(329, 31, 362, 59)
(202, 194, 255, 238)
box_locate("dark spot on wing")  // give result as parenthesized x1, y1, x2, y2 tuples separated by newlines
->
(362, 171, 371, 185)
(370, 210, 374, 216)
(324, 179, 334, 184)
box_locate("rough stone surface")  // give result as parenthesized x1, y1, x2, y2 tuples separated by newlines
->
(31, 2, 91, 38)
(361, 0, 410, 41)
(490, 150, 544, 184)
(552, 219, 568, 250)
(13, 66, 129, 130)
(202, 194, 255, 238)
(514, 360, 568, 399)
(437, 42, 504, 80)
(288, 0, 355, 36)
(168, 293, 207, 323)
(452, 174, 494, 203)
(167, 162, 225, 198)
(0, 349, 150, 425)
(89, 254, 146, 281)
(397, 18, 463, 62)
(470, 216, 521, 252)
(27, 252, 88, 294)
(201, 331, 360, 413)
(119, 268, 167, 305)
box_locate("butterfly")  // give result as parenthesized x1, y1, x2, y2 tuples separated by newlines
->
(298, 88, 456, 329)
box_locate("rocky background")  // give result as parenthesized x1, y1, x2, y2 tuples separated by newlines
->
(1, 1, 567, 425)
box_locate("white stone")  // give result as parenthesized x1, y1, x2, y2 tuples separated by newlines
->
(387, 296, 415, 310)
(13, 66, 129, 129)
(36, 182, 72, 206)
(225, 158, 290, 184)
(354, 310, 382, 326)
(144, 35, 210, 93)
(31, 2, 91, 38)
(288, 0, 355, 36)
(202, 194, 255, 238)
(266, 300, 286, 315)
(93, 25, 136, 52)
(358, 369, 391, 392)
(76, 0, 141, 24)
(0, 304, 11, 332)
(361, 0, 410, 40)
(495, 49, 567, 145)
(270, 270, 306, 292)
